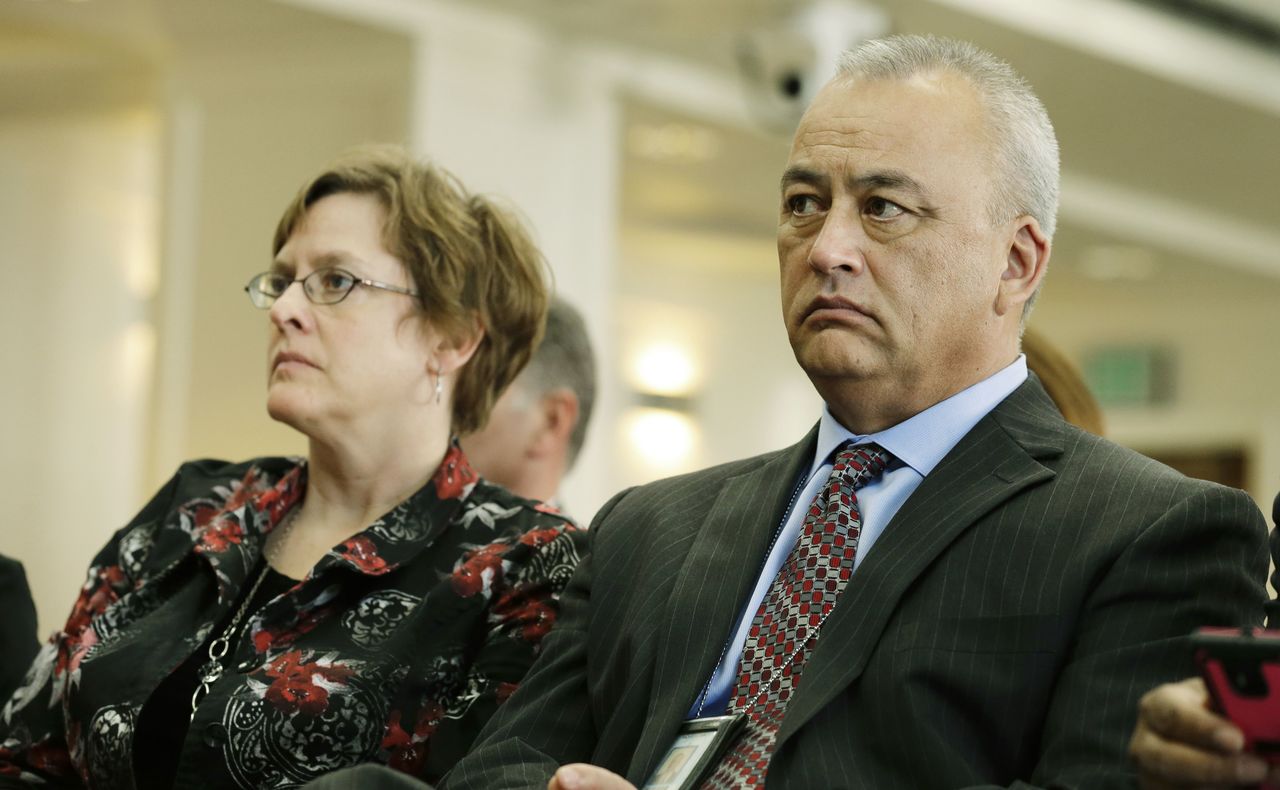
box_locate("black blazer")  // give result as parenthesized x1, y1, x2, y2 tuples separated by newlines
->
(0, 554, 38, 701)
(0, 455, 584, 788)
(443, 378, 1269, 789)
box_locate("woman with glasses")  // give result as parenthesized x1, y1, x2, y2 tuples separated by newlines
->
(0, 147, 585, 788)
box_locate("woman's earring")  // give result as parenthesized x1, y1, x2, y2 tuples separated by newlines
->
(434, 371, 443, 404)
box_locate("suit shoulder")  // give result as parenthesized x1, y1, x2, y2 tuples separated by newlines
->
(1054, 426, 1257, 509)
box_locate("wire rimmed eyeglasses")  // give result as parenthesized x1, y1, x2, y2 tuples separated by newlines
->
(244, 267, 420, 308)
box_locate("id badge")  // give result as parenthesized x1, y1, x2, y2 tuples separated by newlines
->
(641, 713, 745, 790)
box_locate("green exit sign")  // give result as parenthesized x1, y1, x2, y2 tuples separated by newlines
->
(1084, 347, 1175, 407)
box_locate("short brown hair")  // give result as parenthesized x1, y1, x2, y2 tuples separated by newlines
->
(274, 145, 550, 434)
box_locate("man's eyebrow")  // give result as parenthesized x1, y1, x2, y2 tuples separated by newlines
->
(851, 170, 930, 198)
(780, 166, 827, 191)
(780, 167, 931, 201)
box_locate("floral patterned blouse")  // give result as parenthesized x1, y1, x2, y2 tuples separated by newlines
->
(0, 445, 583, 788)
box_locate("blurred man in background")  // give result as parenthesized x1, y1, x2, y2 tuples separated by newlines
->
(463, 297, 596, 508)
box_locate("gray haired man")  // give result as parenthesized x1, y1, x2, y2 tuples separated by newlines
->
(463, 297, 596, 508)
(442, 34, 1266, 790)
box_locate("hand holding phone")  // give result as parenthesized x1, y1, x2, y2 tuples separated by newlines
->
(1193, 626, 1280, 777)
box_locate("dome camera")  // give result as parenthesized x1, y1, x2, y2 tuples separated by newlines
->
(736, 1, 890, 134)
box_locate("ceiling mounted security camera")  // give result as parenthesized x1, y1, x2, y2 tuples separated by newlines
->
(736, 0, 890, 134)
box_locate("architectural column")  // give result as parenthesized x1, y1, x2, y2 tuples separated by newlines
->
(406, 6, 624, 518)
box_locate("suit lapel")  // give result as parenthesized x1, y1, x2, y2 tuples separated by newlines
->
(636, 428, 818, 772)
(777, 378, 1066, 744)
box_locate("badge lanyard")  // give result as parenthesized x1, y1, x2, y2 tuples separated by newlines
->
(689, 468, 812, 719)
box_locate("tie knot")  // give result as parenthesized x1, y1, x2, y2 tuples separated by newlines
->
(831, 443, 893, 490)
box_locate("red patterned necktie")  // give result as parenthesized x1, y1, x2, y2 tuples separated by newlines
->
(702, 443, 893, 789)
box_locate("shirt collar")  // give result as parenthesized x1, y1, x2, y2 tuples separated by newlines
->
(813, 355, 1028, 478)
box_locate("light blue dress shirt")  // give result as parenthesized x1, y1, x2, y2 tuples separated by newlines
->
(688, 356, 1029, 717)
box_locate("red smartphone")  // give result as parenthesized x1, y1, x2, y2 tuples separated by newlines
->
(1193, 626, 1280, 764)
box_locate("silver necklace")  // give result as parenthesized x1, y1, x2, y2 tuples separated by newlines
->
(264, 505, 303, 568)
(188, 507, 299, 721)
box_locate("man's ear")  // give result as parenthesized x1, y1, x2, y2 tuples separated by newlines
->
(530, 388, 580, 458)
(996, 216, 1051, 317)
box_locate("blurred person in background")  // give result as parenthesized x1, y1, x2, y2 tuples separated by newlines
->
(1129, 493, 1280, 789)
(0, 554, 38, 701)
(0, 146, 585, 788)
(1022, 327, 1105, 435)
(462, 297, 596, 509)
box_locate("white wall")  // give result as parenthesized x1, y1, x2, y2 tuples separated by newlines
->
(1031, 257, 1280, 511)
(616, 229, 821, 483)
(0, 109, 160, 635)
(2, 12, 412, 636)
(407, 10, 623, 521)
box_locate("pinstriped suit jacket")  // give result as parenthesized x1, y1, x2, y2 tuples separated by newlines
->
(442, 378, 1269, 789)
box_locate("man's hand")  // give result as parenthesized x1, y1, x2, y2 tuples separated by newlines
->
(1129, 677, 1277, 788)
(547, 764, 637, 790)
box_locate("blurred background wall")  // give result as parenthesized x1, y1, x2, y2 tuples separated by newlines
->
(2, 0, 1278, 636)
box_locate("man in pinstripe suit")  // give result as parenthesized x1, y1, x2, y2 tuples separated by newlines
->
(316, 34, 1271, 790)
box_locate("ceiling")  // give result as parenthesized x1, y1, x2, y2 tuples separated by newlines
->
(587, 0, 1280, 291)
(3, 0, 1277, 293)
(0, 0, 408, 114)
(1212, 0, 1280, 26)
(1169, 0, 1280, 39)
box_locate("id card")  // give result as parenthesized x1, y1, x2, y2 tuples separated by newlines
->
(641, 714, 745, 790)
